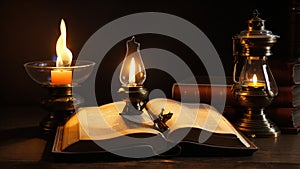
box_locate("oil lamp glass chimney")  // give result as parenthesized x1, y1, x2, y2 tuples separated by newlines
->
(119, 36, 146, 87)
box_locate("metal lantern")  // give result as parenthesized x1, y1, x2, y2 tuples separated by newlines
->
(232, 9, 280, 138)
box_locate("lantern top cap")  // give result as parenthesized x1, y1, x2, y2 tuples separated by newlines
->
(252, 9, 261, 20)
(248, 9, 265, 31)
(235, 9, 279, 39)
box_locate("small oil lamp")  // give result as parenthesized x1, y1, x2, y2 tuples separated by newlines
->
(232, 9, 280, 138)
(118, 36, 148, 115)
(118, 36, 171, 132)
(24, 19, 95, 132)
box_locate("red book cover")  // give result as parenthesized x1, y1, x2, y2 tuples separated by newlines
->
(272, 85, 300, 107)
(266, 107, 300, 128)
(172, 83, 300, 107)
(270, 60, 300, 86)
(171, 83, 238, 106)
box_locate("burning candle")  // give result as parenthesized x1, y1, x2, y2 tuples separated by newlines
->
(51, 19, 73, 85)
(248, 74, 265, 88)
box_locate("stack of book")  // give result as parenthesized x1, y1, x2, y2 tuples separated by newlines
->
(267, 60, 300, 134)
(171, 60, 300, 134)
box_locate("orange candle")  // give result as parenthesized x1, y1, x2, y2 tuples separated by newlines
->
(51, 70, 72, 84)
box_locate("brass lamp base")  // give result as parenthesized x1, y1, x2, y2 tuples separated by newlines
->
(235, 108, 280, 138)
(117, 85, 172, 133)
(118, 86, 149, 115)
(40, 85, 79, 133)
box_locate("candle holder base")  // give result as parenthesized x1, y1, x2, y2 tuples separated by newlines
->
(235, 108, 280, 138)
(40, 85, 80, 133)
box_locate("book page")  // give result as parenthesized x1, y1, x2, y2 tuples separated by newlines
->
(62, 113, 80, 150)
(62, 101, 162, 150)
(146, 98, 250, 147)
(77, 102, 160, 141)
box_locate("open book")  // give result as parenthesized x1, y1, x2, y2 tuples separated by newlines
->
(52, 98, 258, 158)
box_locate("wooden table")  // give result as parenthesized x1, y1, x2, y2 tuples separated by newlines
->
(1, 105, 300, 169)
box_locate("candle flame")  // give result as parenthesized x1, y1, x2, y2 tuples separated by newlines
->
(56, 19, 73, 67)
(253, 74, 257, 86)
(129, 57, 136, 85)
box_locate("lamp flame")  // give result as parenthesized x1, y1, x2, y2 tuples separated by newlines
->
(56, 19, 73, 67)
(253, 74, 257, 86)
(129, 58, 136, 85)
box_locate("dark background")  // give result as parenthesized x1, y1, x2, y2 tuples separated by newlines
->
(0, 0, 293, 106)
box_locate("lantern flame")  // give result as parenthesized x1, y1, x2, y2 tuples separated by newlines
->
(253, 74, 257, 86)
(56, 19, 72, 67)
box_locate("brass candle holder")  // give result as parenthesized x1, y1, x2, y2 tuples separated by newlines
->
(232, 9, 280, 138)
(24, 19, 95, 133)
(24, 60, 95, 132)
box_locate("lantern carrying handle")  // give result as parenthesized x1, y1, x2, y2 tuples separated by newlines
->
(232, 35, 239, 84)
